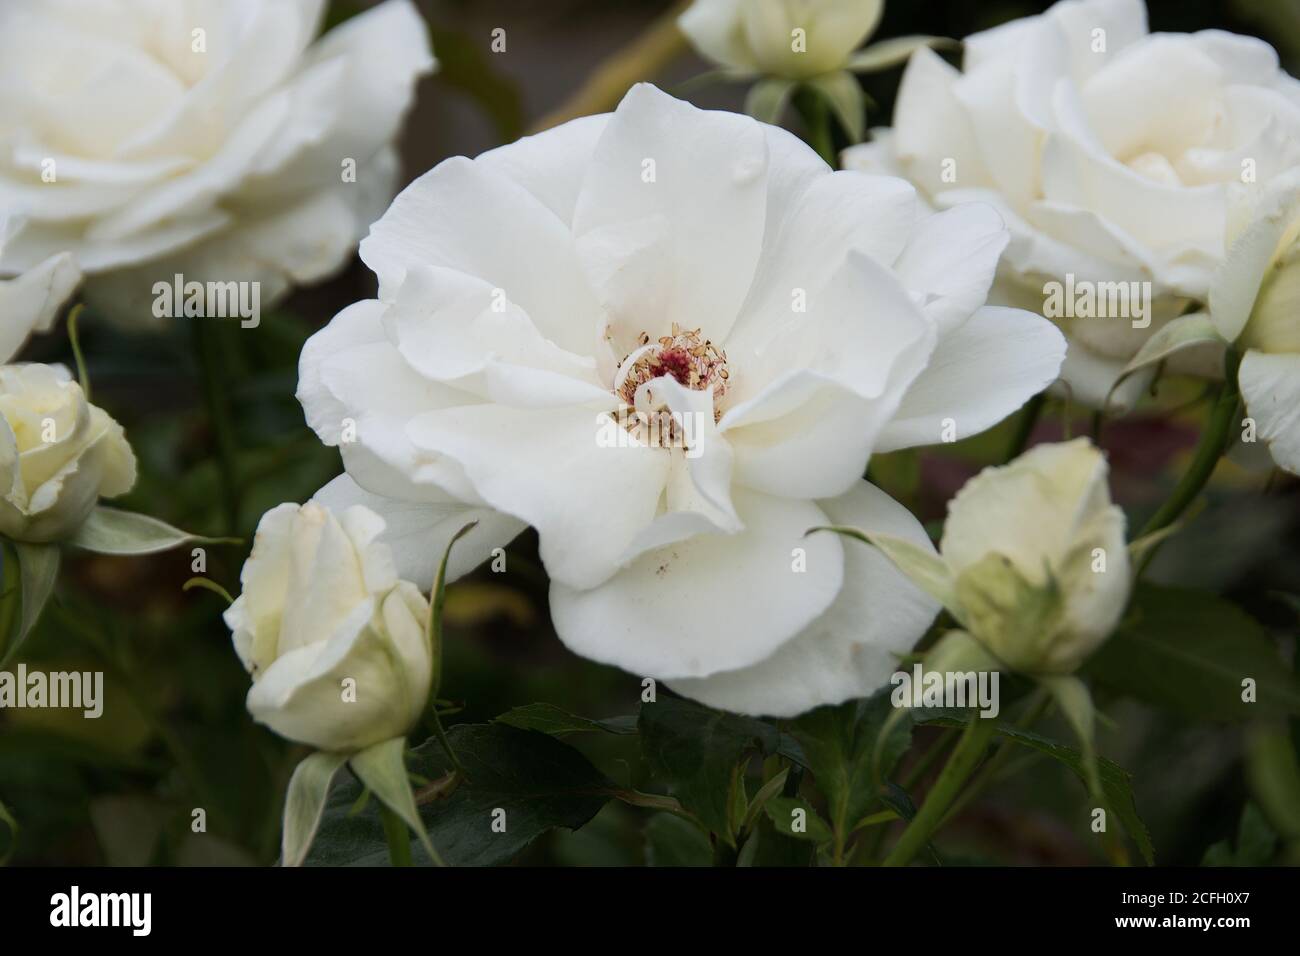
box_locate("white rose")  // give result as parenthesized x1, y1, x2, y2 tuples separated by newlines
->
(1208, 168, 1300, 474)
(844, 0, 1300, 407)
(679, 0, 883, 79)
(0, 364, 137, 543)
(225, 501, 432, 753)
(297, 83, 1066, 717)
(0, 0, 434, 326)
(0, 251, 81, 362)
(880, 439, 1129, 674)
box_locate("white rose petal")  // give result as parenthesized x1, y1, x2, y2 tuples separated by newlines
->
(0, 252, 82, 362)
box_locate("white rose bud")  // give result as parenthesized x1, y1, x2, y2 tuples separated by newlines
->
(680, 0, 884, 79)
(0, 364, 136, 543)
(938, 439, 1130, 674)
(225, 502, 432, 753)
(1209, 168, 1300, 474)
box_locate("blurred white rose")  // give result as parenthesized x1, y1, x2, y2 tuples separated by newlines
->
(0, 251, 81, 362)
(873, 439, 1129, 675)
(0, 0, 434, 326)
(297, 83, 1066, 717)
(0, 363, 136, 543)
(844, 0, 1300, 407)
(1208, 168, 1300, 474)
(225, 501, 432, 752)
(679, 0, 883, 79)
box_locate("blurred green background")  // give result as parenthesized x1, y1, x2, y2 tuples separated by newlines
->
(2, 0, 1298, 866)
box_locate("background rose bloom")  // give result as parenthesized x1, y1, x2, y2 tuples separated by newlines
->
(1209, 168, 1300, 474)
(0, 0, 433, 326)
(845, 0, 1300, 407)
(0, 364, 136, 543)
(679, 0, 884, 79)
(298, 84, 1064, 717)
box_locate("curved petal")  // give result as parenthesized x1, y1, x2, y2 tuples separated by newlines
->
(892, 46, 995, 197)
(573, 83, 770, 349)
(360, 156, 601, 357)
(722, 250, 936, 498)
(549, 490, 844, 680)
(406, 403, 670, 590)
(384, 264, 608, 408)
(678, 0, 757, 73)
(1238, 350, 1300, 475)
(311, 473, 526, 589)
(878, 305, 1066, 451)
(891, 202, 1009, 334)
(0, 253, 81, 362)
(670, 482, 938, 716)
(733, 171, 919, 337)
(477, 114, 610, 228)
(296, 299, 480, 502)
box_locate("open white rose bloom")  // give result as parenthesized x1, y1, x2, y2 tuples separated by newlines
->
(298, 84, 1065, 719)
(679, 0, 884, 79)
(225, 501, 432, 753)
(1209, 169, 1300, 475)
(0, 0, 434, 325)
(844, 0, 1300, 408)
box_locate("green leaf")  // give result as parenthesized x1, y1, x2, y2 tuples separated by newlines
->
(428, 520, 477, 699)
(0, 542, 59, 668)
(307, 724, 614, 866)
(744, 77, 796, 125)
(764, 796, 833, 844)
(67, 506, 239, 556)
(281, 751, 348, 867)
(804, 70, 866, 142)
(848, 36, 957, 73)
(494, 702, 637, 737)
(1107, 312, 1222, 406)
(810, 526, 955, 612)
(644, 813, 712, 867)
(790, 691, 911, 851)
(349, 737, 442, 865)
(920, 713, 1154, 864)
(1039, 674, 1099, 797)
(1202, 803, 1278, 866)
(1085, 585, 1300, 721)
(1245, 722, 1300, 841)
(639, 694, 784, 845)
